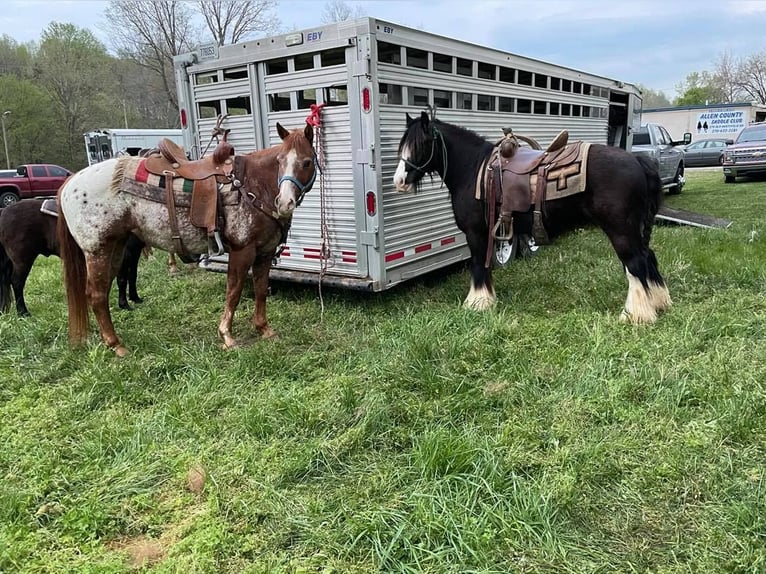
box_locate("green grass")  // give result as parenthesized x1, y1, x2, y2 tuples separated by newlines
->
(1, 169, 765, 573)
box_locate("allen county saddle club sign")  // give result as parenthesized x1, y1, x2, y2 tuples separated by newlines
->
(695, 109, 746, 135)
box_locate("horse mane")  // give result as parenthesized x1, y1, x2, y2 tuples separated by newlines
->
(434, 119, 493, 171)
(402, 117, 492, 190)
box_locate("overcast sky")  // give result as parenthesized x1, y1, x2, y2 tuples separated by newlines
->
(2, 0, 765, 99)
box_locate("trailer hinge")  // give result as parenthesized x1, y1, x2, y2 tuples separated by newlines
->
(356, 146, 374, 168)
(352, 58, 370, 78)
(360, 229, 379, 249)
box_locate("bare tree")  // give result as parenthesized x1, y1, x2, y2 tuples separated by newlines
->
(104, 0, 201, 119)
(321, 0, 366, 23)
(712, 50, 743, 103)
(198, 0, 280, 46)
(735, 51, 766, 104)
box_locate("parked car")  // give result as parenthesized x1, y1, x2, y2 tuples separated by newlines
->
(0, 164, 72, 207)
(683, 138, 733, 167)
(631, 123, 691, 194)
(722, 122, 766, 183)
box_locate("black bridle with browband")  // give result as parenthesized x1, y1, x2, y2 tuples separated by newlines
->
(400, 125, 449, 186)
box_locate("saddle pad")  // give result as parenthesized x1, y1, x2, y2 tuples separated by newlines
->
(531, 141, 591, 202)
(116, 157, 197, 207)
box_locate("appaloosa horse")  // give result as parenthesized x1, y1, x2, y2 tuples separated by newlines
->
(394, 111, 670, 323)
(0, 198, 146, 316)
(58, 122, 317, 355)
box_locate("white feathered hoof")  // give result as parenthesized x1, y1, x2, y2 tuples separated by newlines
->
(463, 284, 497, 311)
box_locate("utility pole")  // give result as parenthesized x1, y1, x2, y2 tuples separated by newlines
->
(1, 110, 10, 169)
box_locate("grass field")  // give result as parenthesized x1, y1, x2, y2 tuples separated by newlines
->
(1, 169, 765, 573)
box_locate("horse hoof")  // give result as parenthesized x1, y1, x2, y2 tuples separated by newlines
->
(259, 328, 278, 340)
(113, 345, 130, 357)
(221, 336, 239, 349)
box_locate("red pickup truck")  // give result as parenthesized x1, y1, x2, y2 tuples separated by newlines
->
(0, 164, 73, 207)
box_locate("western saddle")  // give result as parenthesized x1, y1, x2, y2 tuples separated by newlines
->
(484, 128, 587, 264)
(143, 136, 236, 258)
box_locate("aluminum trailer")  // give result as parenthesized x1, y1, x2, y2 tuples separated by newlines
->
(174, 17, 641, 290)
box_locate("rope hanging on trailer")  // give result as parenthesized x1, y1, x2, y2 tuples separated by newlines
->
(306, 103, 329, 320)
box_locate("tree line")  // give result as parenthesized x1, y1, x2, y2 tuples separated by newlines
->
(638, 50, 766, 109)
(0, 0, 281, 171)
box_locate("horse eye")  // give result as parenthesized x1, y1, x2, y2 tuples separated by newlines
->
(302, 159, 312, 169)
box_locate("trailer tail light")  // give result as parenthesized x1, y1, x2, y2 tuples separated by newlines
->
(362, 87, 371, 113)
(180, 109, 187, 128)
(366, 191, 376, 216)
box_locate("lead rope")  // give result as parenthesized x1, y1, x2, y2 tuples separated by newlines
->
(307, 103, 329, 321)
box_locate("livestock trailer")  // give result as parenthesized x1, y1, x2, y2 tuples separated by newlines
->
(84, 128, 184, 165)
(174, 17, 642, 290)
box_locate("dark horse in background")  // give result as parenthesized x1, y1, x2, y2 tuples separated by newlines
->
(0, 199, 146, 316)
(393, 111, 671, 324)
(58, 122, 317, 356)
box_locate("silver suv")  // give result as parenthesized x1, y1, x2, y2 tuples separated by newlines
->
(723, 122, 766, 183)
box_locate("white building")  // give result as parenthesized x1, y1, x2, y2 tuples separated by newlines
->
(641, 102, 766, 142)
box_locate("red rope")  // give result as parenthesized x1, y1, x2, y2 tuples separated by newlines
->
(307, 103, 330, 319)
(306, 103, 326, 128)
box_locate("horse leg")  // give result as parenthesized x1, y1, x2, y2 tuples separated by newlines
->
(646, 248, 672, 312)
(607, 231, 667, 324)
(250, 256, 277, 339)
(120, 237, 144, 307)
(462, 229, 496, 310)
(116, 268, 130, 310)
(217, 246, 256, 349)
(10, 258, 35, 317)
(85, 252, 128, 356)
(168, 253, 179, 274)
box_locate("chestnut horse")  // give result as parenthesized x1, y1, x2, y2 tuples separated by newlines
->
(394, 112, 670, 324)
(58, 123, 316, 355)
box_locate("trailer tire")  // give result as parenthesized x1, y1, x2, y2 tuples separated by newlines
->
(492, 235, 518, 268)
(724, 175, 735, 184)
(0, 191, 20, 207)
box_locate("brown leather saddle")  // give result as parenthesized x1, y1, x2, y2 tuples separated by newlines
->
(488, 130, 587, 246)
(143, 137, 236, 257)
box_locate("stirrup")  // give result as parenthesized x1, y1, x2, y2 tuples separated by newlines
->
(492, 218, 514, 242)
(208, 231, 225, 256)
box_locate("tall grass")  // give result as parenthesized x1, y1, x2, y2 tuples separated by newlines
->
(1, 169, 765, 572)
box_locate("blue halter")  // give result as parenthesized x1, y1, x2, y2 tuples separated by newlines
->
(276, 153, 320, 207)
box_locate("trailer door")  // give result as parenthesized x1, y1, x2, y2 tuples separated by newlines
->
(261, 44, 369, 283)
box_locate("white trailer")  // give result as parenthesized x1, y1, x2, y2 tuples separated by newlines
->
(174, 17, 641, 290)
(84, 128, 184, 165)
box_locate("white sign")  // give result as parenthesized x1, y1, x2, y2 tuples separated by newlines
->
(695, 110, 746, 134)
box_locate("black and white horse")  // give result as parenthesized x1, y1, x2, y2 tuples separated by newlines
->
(393, 111, 671, 324)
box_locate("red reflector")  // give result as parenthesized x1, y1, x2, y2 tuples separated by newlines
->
(180, 109, 187, 128)
(362, 87, 371, 113)
(366, 191, 376, 216)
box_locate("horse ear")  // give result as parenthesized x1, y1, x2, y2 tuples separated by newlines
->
(405, 113, 415, 126)
(420, 110, 430, 131)
(276, 122, 289, 141)
(304, 121, 314, 144)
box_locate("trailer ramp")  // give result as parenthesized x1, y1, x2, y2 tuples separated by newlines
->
(656, 206, 732, 229)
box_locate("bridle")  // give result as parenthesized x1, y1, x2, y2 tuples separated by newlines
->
(400, 126, 449, 185)
(276, 152, 320, 208)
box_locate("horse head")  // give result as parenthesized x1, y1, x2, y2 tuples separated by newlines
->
(394, 111, 442, 192)
(274, 122, 317, 218)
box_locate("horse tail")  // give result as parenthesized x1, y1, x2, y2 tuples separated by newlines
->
(57, 197, 90, 344)
(0, 241, 11, 313)
(635, 153, 663, 246)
